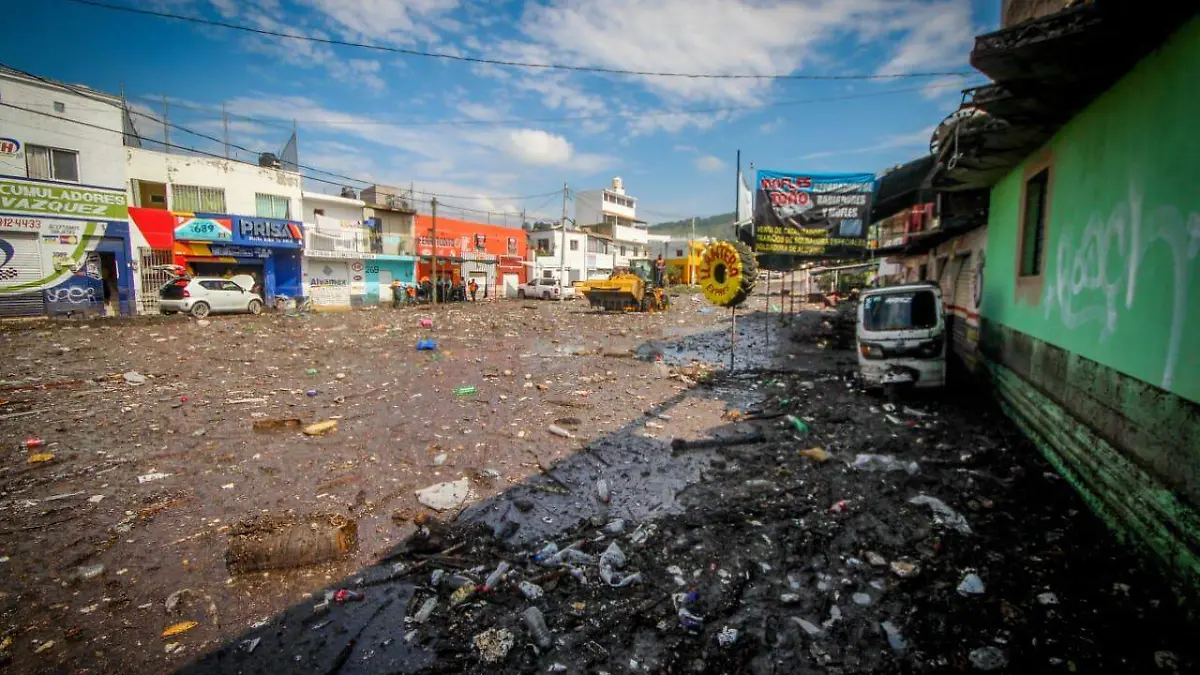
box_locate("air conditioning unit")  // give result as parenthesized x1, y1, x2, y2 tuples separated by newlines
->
(258, 152, 280, 168)
(340, 186, 358, 199)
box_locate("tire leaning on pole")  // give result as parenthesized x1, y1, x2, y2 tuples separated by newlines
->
(698, 241, 757, 308)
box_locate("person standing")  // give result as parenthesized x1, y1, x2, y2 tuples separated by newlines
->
(468, 277, 479, 302)
(654, 254, 667, 287)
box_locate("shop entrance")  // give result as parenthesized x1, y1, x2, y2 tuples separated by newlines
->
(190, 261, 265, 296)
(96, 251, 119, 316)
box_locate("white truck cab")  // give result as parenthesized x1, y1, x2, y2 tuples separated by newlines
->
(856, 282, 946, 389)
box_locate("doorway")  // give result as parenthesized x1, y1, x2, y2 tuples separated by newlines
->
(96, 252, 119, 316)
(378, 270, 393, 303)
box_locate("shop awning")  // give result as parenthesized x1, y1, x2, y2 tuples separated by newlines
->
(870, 155, 936, 222)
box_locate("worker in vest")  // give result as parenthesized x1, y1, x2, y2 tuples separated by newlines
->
(468, 277, 479, 302)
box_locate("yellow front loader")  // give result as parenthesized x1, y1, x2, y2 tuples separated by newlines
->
(579, 259, 670, 312)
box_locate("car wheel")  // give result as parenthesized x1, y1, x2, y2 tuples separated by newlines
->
(190, 302, 211, 318)
(518, 290, 526, 299)
(247, 299, 263, 315)
(543, 292, 551, 300)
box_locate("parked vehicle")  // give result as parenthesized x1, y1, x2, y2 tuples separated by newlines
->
(518, 278, 576, 300)
(159, 274, 264, 318)
(856, 282, 946, 389)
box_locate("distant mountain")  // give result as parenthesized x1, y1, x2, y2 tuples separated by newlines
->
(649, 212, 735, 238)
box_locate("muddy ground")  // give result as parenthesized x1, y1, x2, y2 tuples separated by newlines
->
(2, 292, 1196, 674)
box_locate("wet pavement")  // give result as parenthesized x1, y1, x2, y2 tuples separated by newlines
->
(2, 291, 1196, 673)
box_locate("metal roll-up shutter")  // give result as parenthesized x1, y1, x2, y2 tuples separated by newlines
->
(0, 233, 47, 316)
(951, 253, 977, 370)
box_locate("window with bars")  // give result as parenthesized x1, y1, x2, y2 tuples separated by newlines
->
(255, 193, 291, 219)
(1020, 168, 1049, 277)
(26, 145, 79, 182)
(172, 185, 226, 213)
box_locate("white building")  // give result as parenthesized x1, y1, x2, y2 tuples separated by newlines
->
(576, 177, 651, 268)
(126, 148, 302, 218)
(529, 226, 591, 282)
(0, 67, 146, 317)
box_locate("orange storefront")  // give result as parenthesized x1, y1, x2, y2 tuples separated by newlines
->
(414, 215, 528, 298)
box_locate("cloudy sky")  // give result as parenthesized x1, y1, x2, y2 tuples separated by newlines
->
(7, 0, 998, 222)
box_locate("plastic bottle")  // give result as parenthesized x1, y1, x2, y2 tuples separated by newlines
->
(523, 606, 554, 650)
(483, 561, 510, 590)
(784, 415, 809, 435)
(22, 436, 45, 449)
(518, 581, 544, 600)
(453, 386, 477, 397)
(332, 589, 364, 603)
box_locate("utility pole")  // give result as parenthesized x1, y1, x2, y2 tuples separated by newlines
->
(221, 102, 230, 159)
(690, 216, 697, 285)
(431, 198, 439, 306)
(162, 94, 170, 153)
(558, 182, 568, 294)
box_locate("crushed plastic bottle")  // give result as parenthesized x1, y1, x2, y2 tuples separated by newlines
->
(881, 621, 907, 654)
(22, 436, 45, 449)
(411, 597, 437, 624)
(717, 626, 739, 647)
(519, 581, 544, 600)
(784, 415, 809, 435)
(483, 561, 510, 590)
(599, 541, 641, 587)
(523, 606, 554, 650)
(603, 519, 626, 534)
(454, 386, 478, 397)
(852, 454, 920, 475)
(416, 339, 437, 351)
(333, 589, 364, 603)
(430, 569, 445, 587)
(957, 573, 985, 596)
(679, 607, 705, 631)
(449, 582, 477, 607)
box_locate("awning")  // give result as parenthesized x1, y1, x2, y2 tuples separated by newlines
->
(870, 155, 936, 222)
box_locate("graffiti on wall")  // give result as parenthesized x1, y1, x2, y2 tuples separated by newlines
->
(1042, 185, 1200, 390)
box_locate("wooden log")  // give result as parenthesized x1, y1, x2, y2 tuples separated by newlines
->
(225, 513, 357, 574)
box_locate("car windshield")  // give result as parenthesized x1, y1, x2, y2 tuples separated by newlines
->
(862, 290, 939, 331)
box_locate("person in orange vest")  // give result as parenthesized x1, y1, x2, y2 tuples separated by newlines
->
(468, 277, 479, 302)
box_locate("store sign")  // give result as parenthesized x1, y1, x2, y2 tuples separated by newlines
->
(752, 170, 875, 259)
(0, 138, 21, 156)
(210, 245, 271, 258)
(235, 217, 303, 246)
(0, 177, 127, 220)
(175, 216, 233, 242)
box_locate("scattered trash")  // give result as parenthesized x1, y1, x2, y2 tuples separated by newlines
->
(432, 453, 448, 467)
(22, 436, 45, 449)
(792, 617, 822, 636)
(305, 368, 319, 375)
(27, 453, 54, 464)
(958, 573, 986, 596)
(483, 561, 511, 591)
(333, 589, 365, 603)
(474, 627, 515, 663)
(240, 637, 260, 653)
(830, 499, 851, 513)
(411, 597, 437, 624)
(450, 582, 477, 607)
(881, 620, 907, 654)
(599, 541, 642, 587)
(225, 513, 358, 574)
(799, 447, 832, 462)
(523, 606, 555, 650)
(162, 621, 198, 638)
(603, 519, 626, 534)
(717, 626, 739, 647)
(852, 454, 919, 475)
(419, 318, 433, 328)
(784, 414, 809, 435)
(780, 593, 800, 604)
(1037, 592, 1059, 605)
(679, 607, 705, 632)
(34, 640, 55, 654)
(867, 552, 887, 567)
(547, 424, 575, 439)
(969, 646, 1009, 671)
(882, 403, 897, 412)
(852, 592, 872, 605)
(453, 386, 478, 397)
(137, 472, 171, 484)
(416, 478, 471, 511)
(416, 339, 437, 350)
(890, 561, 918, 578)
(909, 494, 973, 534)
(302, 420, 338, 436)
(252, 417, 302, 431)
(75, 564, 105, 581)
(226, 397, 268, 404)
(123, 371, 147, 385)
(519, 581, 544, 600)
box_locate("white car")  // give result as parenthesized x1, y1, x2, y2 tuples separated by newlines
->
(159, 274, 264, 318)
(518, 278, 575, 300)
(856, 282, 946, 389)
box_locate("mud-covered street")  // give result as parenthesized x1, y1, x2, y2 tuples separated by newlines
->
(1, 295, 1195, 674)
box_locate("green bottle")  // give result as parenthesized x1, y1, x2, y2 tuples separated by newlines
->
(454, 386, 477, 397)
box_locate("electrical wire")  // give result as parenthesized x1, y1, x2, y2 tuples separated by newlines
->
(62, 0, 972, 81)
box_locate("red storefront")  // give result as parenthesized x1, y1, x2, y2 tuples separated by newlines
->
(414, 215, 527, 298)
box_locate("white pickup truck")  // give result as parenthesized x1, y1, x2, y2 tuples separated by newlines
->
(518, 278, 576, 300)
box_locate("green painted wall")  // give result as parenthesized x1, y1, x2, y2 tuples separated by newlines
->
(981, 18, 1200, 404)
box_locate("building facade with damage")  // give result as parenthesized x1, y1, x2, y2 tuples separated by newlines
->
(951, 5, 1200, 585)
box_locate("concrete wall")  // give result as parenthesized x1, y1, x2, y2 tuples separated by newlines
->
(303, 192, 364, 224)
(126, 148, 302, 218)
(980, 19, 1200, 586)
(0, 72, 127, 190)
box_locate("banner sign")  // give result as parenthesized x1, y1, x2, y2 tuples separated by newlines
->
(753, 170, 875, 259)
(0, 177, 127, 220)
(234, 217, 303, 247)
(174, 216, 233, 242)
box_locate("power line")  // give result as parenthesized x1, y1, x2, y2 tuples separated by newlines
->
(63, 0, 972, 82)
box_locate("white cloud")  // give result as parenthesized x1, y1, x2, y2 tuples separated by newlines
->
(347, 59, 387, 94)
(505, 129, 572, 165)
(759, 116, 785, 133)
(695, 155, 725, 172)
(874, 1, 975, 76)
(294, 0, 462, 45)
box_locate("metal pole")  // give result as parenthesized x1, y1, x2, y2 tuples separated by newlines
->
(733, 150, 740, 240)
(789, 270, 795, 319)
(730, 306, 737, 372)
(559, 182, 568, 295)
(162, 94, 170, 154)
(765, 272, 771, 349)
(690, 216, 696, 284)
(431, 197, 439, 306)
(221, 102, 230, 159)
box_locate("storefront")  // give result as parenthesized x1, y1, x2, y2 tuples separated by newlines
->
(413, 215, 528, 299)
(128, 208, 303, 305)
(303, 250, 416, 309)
(0, 176, 138, 317)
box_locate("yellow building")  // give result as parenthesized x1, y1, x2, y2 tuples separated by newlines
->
(664, 239, 707, 285)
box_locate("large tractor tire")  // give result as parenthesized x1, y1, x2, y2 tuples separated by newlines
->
(730, 240, 757, 307)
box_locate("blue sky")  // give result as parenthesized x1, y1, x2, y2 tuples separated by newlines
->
(6, 0, 998, 223)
